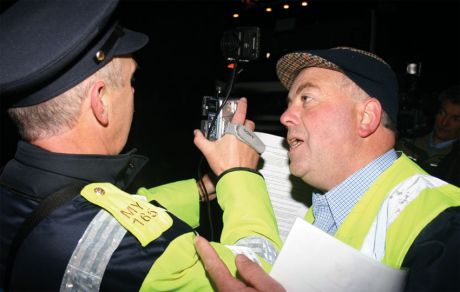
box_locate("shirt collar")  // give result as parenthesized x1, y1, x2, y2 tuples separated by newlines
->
(429, 132, 457, 149)
(312, 149, 398, 233)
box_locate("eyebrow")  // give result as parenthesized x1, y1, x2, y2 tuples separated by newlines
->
(295, 81, 318, 96)
(286, 81, 318, 103)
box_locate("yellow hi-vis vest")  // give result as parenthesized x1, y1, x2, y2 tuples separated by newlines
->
(305, 153, 460, 268)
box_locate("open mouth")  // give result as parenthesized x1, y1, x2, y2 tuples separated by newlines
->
(287, 137, 303, 150)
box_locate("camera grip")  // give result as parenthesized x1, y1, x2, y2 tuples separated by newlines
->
(224, 123, 265, 154)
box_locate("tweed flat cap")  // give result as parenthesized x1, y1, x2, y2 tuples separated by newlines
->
(276, 47, 399, 122)
(0, 0, 148, 107)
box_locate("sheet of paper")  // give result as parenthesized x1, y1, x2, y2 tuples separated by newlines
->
(255, 132, 311, 241)
(270, 218, 407, 292)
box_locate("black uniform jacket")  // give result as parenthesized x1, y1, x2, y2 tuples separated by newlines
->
(0, 141, 192, 291)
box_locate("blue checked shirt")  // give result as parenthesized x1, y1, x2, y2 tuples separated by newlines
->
(312, 149, 398, 235)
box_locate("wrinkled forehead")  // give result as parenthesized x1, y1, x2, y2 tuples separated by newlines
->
(288, 67, 346, 93)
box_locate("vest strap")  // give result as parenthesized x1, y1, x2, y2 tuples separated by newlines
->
(60, 209, 127, 291)
(4, 182, 86, 291)
(360, 174, 447, 261)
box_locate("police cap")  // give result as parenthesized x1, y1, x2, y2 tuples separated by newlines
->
(0, 0, 149, 107)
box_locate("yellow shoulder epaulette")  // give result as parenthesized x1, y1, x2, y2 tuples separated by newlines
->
(81, 183, 173, 247)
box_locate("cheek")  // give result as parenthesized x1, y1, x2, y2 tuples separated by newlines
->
(124, 88, 135, 112)
(452, 122, 460, 134)
(435, 115, 443, 125)
(302, 108, 352, 142)
(449, 118, 460, 127)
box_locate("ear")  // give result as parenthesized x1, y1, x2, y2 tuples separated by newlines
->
(358, 98, 382, 138)
(90, 81, 109, 126)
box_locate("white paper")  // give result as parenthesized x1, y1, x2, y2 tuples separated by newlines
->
(270, 218, 407, 292)
(255, 132, 311, 241)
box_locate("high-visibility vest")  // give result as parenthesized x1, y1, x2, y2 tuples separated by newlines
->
(306, 153, 460, 268)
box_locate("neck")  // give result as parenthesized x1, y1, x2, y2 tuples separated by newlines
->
(432, 135, 453, 145)
(328, 129, 395, 190)
(32, 127, 111, 155)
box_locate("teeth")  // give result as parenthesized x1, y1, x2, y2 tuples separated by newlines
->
(288, 138, 301, 149)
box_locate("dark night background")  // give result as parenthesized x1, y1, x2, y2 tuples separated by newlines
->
(1, 0, 459, 236)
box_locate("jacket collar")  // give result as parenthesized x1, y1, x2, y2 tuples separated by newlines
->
(1, 141, 148, 199)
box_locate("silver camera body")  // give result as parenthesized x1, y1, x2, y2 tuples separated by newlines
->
(201, 96, 239, 140)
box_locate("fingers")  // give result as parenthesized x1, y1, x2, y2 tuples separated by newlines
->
(198, 174, 217, 201)
(195, 236, 246, 291)
(193, 129, 209, 155)
(201, 174, 216, 195)
(235, 255, 286, 292)
(195, 236, 228, 275)
(195, 236, 283, 292)
(232, 98, 248, 124)
(193, 98, 259, 176)
(194, 128, 259, 176)
(244, 119, 255, 131)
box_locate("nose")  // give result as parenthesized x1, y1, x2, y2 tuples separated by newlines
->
(280, 106, 297, 127)
(438, 115, 448, 127)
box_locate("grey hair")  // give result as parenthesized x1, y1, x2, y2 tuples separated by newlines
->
(8, 58, 123, 142)
(337, 74, 397, 134)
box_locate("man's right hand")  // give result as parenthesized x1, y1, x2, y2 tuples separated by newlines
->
(195, 236, 285, 292)
(193, 98, 259, 176)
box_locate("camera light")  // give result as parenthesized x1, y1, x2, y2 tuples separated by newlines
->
(406, 62, 421, 76)
(283, 4, 290, 9)
(301, 1, 308, 6)
(232, 13, 240, 18)
(266, 52, 271, 59)
(266, 7, 272, 12)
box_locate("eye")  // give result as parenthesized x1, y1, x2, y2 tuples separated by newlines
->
(301, 95, 311, 103)
(130, 76, 136, 86)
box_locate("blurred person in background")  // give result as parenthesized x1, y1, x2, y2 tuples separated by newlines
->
(398, 85, 460, 184)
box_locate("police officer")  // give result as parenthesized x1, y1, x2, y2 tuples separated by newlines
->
(0, 1, 281, 291)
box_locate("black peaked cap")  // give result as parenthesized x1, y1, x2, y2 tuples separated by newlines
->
(0, 0, 149, 107)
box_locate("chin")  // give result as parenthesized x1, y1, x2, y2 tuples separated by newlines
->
(437, 135, 454, 142)
(289, 164, 304, 178)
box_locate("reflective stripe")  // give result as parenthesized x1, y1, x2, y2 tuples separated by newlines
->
(60, 209, 127, 291)
(361, 174, 447, 261)
(226, 236, 278, 265)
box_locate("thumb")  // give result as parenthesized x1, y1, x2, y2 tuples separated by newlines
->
(193, 129, 210, 154)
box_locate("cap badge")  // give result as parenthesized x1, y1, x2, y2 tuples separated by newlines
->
(95, 50, 106, 62)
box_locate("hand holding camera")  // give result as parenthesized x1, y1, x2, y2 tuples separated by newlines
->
(195, 26, 263, 178)
(194, 98, 260, 176)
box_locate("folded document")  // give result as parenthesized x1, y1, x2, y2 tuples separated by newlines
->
(270, 218, 407, 292)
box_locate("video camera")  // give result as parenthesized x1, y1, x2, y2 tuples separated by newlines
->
(201, 27, 260, 140)
(221, 26, 260, 62)
(201, 96, 239, 141)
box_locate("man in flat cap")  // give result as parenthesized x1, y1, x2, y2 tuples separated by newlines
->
(195, 47, 460, 291)
(0, 0, 281, 290)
